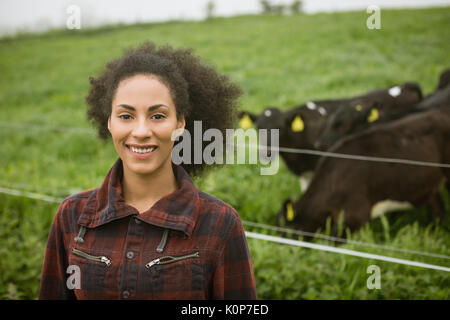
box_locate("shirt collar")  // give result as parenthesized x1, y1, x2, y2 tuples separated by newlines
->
(78, 158, 199, 237)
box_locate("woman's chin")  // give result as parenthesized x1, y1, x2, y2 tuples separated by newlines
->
(126, 162, 159, 176)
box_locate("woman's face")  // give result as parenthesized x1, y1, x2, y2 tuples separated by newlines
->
(108, 74, 185, 177)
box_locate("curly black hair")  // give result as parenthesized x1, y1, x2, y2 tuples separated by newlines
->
(86, 41, 242, 176)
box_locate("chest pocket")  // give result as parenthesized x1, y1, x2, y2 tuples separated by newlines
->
(142, 250, 206, 298)
(68, 246, 113, 293)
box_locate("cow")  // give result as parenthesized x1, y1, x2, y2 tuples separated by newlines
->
(346, 74, 450, 137)
(317, 69, 450, 151)
(238, 100, 345, 189)
(277, 105, 450, 234)
(238, 83, 423, 190)
(316, 82, 423, 150)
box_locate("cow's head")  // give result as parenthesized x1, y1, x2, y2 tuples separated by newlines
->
(276, 198, 296, 228)
(276, 197, 328, 236)
(283, 104, 329, 148)
(317, 100, 381, 150)
(238, 107, 287, 158)
(238, 107, 286, 130)
(316, 82, 422, 150)
(237, 111, 257, 130)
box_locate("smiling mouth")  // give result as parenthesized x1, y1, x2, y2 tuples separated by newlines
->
(130, 146, 157, 153)
(126, 144, 158, 155)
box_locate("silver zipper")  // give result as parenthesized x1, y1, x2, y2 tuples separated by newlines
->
(72, 248, 111, 266)
(146, 251, 200, 269)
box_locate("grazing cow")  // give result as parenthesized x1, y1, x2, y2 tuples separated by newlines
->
(238, 100, 345, 188)
(238, 83, 423, 189)
(277, 105, 450, 234)
(316, 70, 450, 150)
(317, 82, 423, 150)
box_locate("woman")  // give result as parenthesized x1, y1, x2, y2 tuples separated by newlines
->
(39, 42, 257, 300)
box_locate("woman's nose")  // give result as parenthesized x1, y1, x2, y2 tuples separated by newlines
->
(132, 119, 152, 138)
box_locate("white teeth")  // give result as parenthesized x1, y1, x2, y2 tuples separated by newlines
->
(131, 146, 156, 153)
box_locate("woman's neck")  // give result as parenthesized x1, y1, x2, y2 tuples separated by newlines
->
(121, 161, 179, 213)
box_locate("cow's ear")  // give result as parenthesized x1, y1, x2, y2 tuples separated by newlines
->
(367, 107, 379, 123)
(277, 198, 295, 227)
(284, 198, 296, 221)
(238, 111, 255, 129)
(437, 69, 450, 90)
(291, 114, 304, 132)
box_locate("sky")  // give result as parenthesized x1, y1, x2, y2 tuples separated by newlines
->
(1, 0, 449, 36)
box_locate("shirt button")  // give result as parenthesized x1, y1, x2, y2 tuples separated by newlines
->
(126, 251, 134, 259)
(122, 290, 130, 299)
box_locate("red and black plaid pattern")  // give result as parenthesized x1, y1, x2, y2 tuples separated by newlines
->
(39, 158, 257, 300)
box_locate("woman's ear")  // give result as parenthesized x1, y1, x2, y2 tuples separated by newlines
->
(171, 117, 186, 141)
(107, 116, 111, 132)
(177, 116, 186, 130)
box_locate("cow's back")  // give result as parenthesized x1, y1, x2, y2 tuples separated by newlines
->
(315, 106, 450, 205)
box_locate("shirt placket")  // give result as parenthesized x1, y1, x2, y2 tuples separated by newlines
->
(119, 215, 145, 299)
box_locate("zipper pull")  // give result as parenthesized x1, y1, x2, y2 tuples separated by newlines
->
(101, 256, 111, 266)
(146, 258, 161, 269)
(145, 252, 200, 269)
(72, 248, 111, 267)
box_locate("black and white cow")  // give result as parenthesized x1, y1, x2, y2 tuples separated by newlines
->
(277, 105, 450, 234)
(238, 83, 423, 190)
(316, 82, 423, 150)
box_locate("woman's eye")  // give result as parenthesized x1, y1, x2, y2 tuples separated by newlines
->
(152, 114, 166, 120)
(119, 114, 133, 120)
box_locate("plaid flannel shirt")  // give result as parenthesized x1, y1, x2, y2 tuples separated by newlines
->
(38, 158, 257, 300)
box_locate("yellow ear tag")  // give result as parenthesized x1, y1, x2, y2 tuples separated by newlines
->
(355, 104, 362, 112)
(286, 202, 295, 221)
(367, 108, 379, 123)
(239, 114, 253, 129)
(291, 115, 304, 132)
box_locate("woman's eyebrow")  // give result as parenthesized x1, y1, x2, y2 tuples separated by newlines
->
(116, 104, 169, 111)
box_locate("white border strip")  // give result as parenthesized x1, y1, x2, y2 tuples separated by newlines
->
(245, 231, 450, 273)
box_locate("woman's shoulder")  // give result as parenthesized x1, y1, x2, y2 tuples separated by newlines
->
(54, 188, 98, 219)
(62, 188, 98, 205)
(198, 191, 236, 212)
(197, 191, 240, 220)
(195, 191, 247, 247)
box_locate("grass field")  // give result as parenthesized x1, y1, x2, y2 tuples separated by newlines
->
(1, 7, 450, 299)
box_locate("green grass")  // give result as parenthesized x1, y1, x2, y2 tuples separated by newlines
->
(1, 8, 450, 299)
